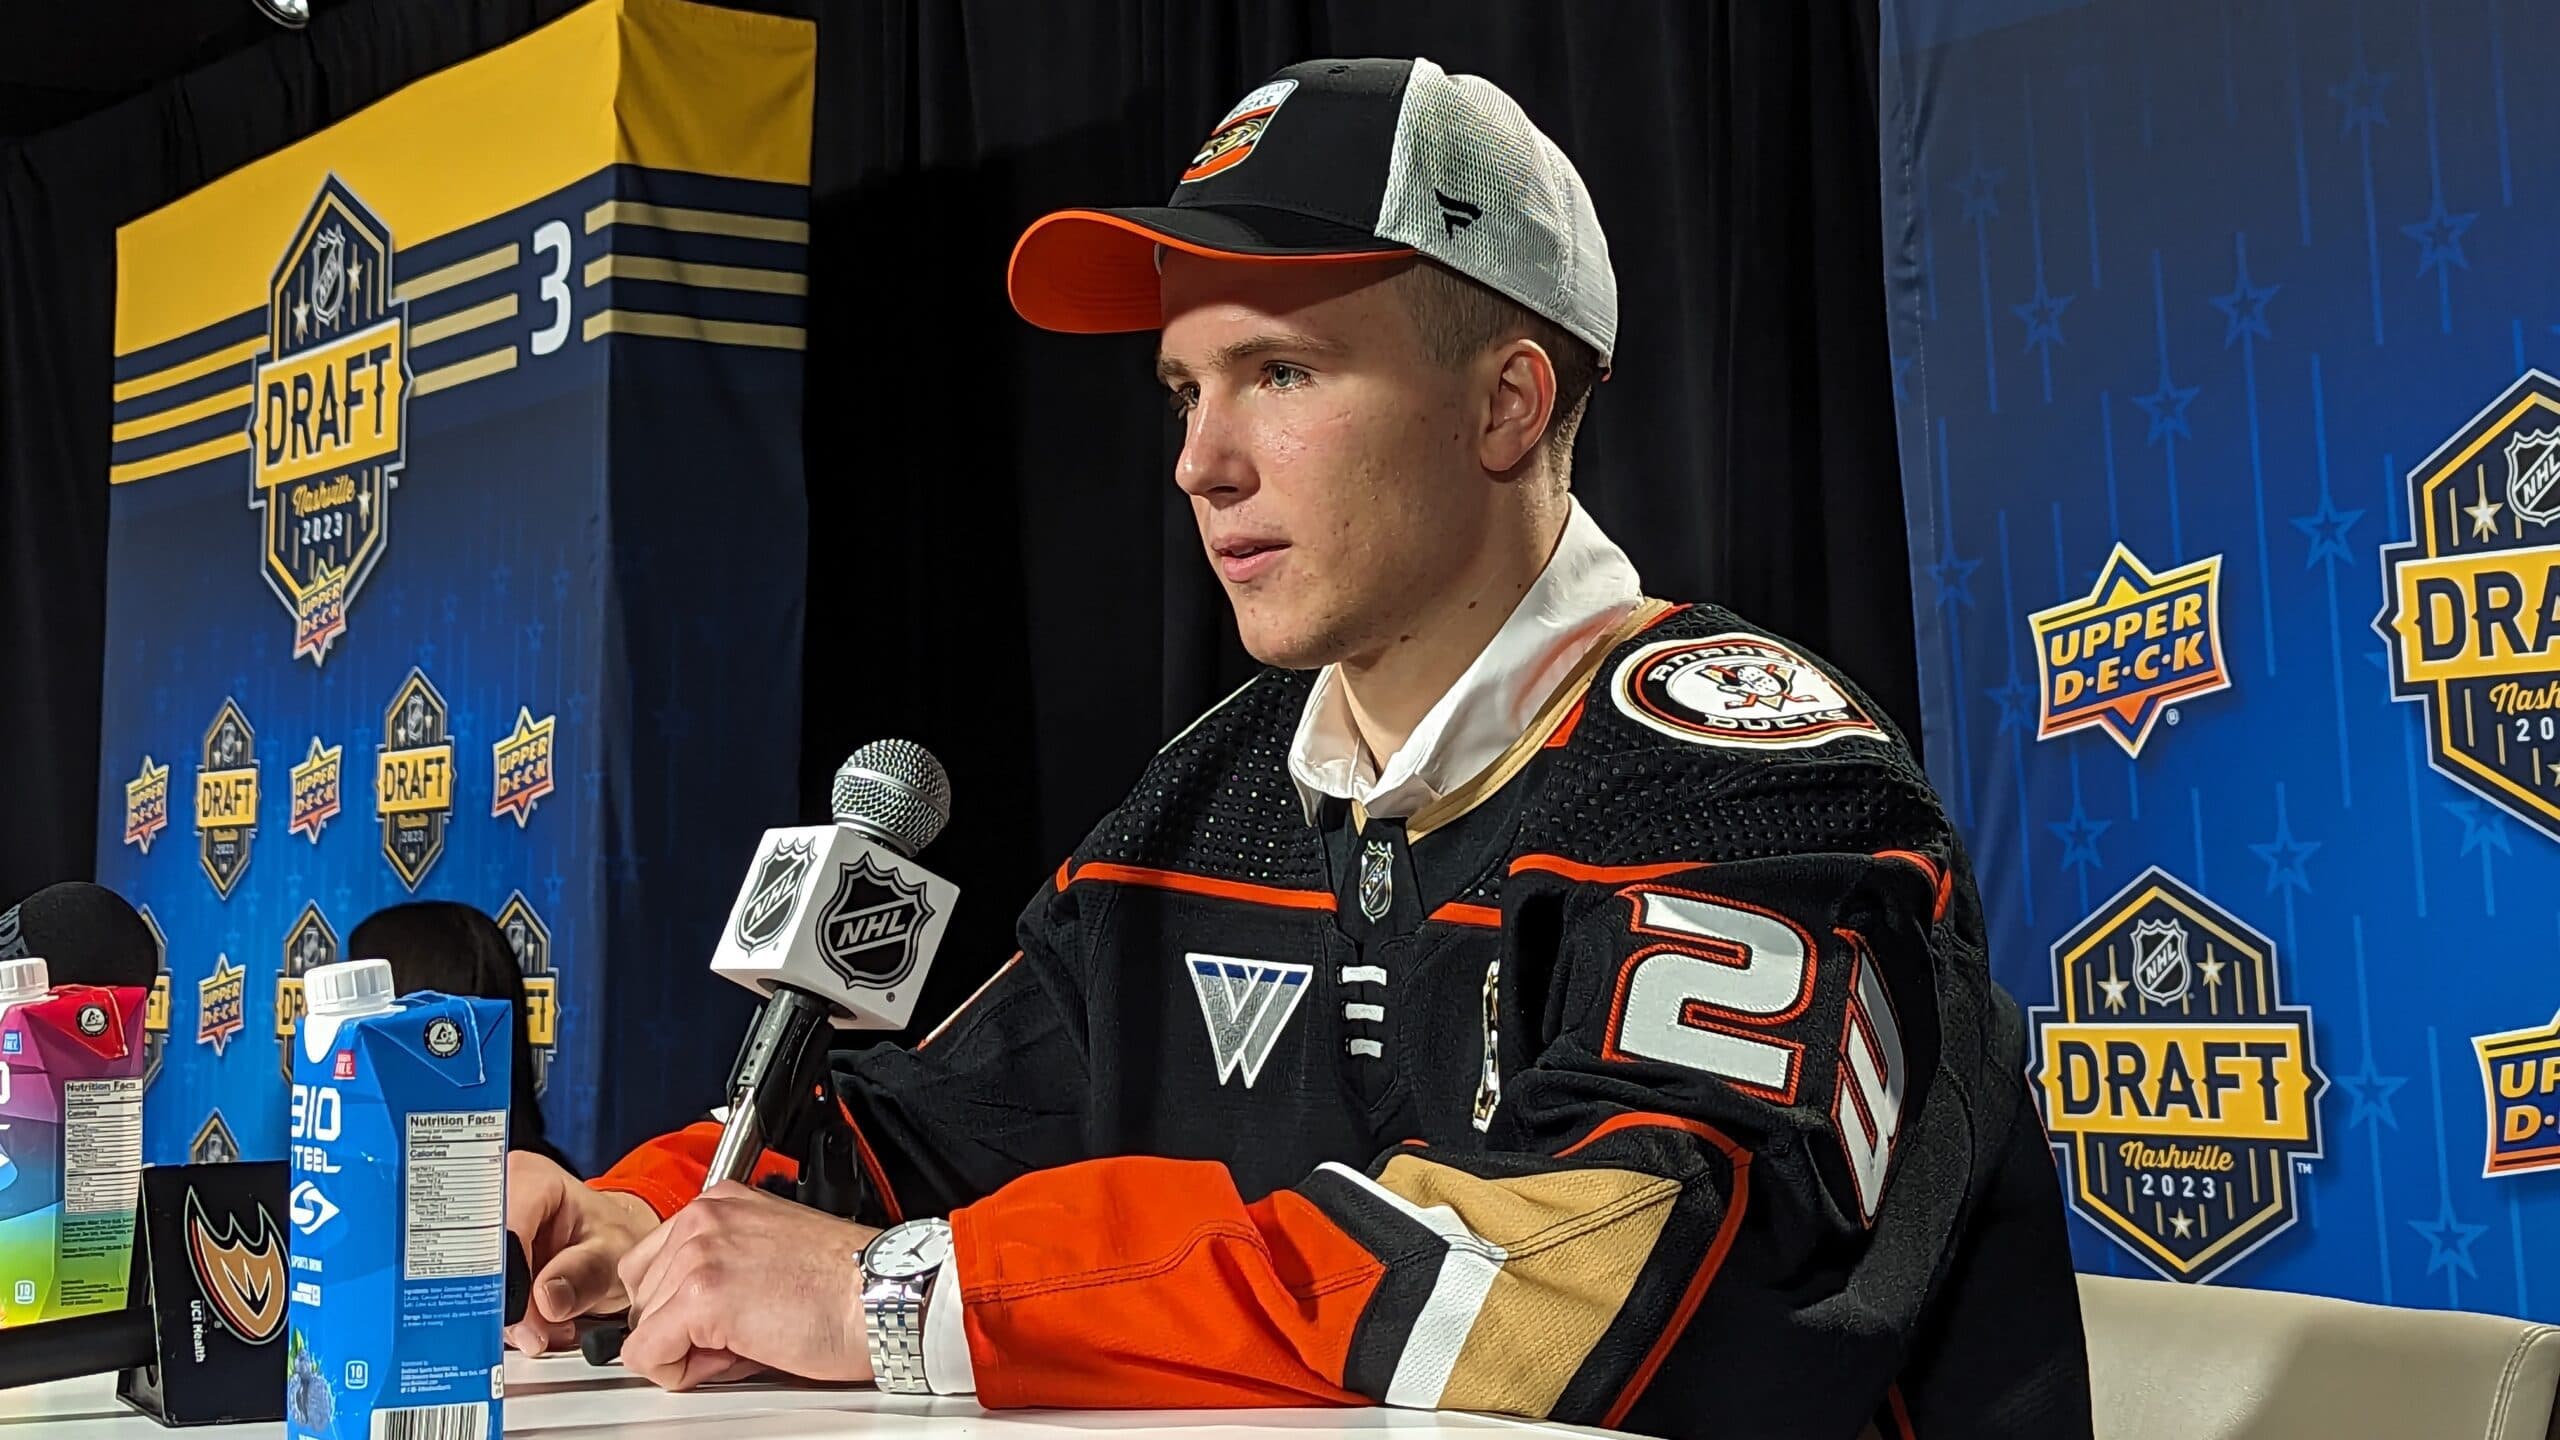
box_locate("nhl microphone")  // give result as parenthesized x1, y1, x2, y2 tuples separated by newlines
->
(701, 739, 960, 1186)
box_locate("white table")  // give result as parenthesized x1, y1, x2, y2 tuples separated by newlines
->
(2, 1352, 1626, 1436)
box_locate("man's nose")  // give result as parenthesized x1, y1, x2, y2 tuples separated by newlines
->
(1173, 396, 1255, 503)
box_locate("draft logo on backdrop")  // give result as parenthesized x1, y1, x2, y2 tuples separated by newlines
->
(139, 904, 170, 1088)
(288, 738, 343, 844)
(491, 707, 557, 828)
(274, 903, 338, 1081)
(2030, 544, 2230, 757)
(247, 176, 412, 665)
(2375, 369, 2560, 843)
(124, 755, 170, 854)
(495, 890, 558, 1095)
(189, 1110, 241, 1166)
(375, 667, 454, 890)
(194, 699, 259, 899)
(2027, 867, 2326, 1283)
(2474, 1009, 2560, 1176)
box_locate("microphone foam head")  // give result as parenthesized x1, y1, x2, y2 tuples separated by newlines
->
(0, 883, 157, 990)
(830, 740, 951, 856)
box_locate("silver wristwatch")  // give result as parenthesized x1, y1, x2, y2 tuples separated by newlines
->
(859, 1217, 951, 1394)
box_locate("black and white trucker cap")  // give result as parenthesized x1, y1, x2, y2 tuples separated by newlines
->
(1007, 56, 1617, 371)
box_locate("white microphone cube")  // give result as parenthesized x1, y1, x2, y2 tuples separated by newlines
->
(709, 824, 959, 1031)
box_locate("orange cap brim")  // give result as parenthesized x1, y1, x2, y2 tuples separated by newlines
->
(1006, 208, 1415, 335)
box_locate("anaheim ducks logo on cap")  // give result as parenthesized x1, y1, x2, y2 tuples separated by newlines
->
(1184, 79, 1297, 183)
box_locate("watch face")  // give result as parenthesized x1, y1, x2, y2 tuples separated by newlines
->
(866, 1220, 950, 1281)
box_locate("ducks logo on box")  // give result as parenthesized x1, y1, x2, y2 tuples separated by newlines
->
(139, 904, 170, 1088)
(495, 890, 557, 1096)
(124, 755, 170, 854)
(2375, 370, 2560, 843)
(247, 176, 411, 665)
(274, 903, 338, 1081)
(197, 954, 246, 1058)
(194, 700, 259, 899)
(375, 668, 454, 890)
(2030, 544, 2230, 757)
(184, 1187, 286, 1345)
(491, 707, 556, 828)
(2028, 867, 2326, 1283)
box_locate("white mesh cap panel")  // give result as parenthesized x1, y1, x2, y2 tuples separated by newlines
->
(1374, 57, 1618, 367)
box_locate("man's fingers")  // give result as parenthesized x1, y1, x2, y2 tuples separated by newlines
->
(617, 1210, 691, 1325)
(506, 1315, 577, 1356)
(673, 1346, 754, 1391)
(619, 1296, 705, 1391)
(532, 1234, 626, 1323)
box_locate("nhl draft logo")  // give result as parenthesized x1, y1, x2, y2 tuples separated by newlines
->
(138, 905, 170, 1088)
(1612, 633, 1884, 749)
(273, 903, 338, 1080)
(737, 837, 817, 951)
(197, 954, 247, 1058)
(2375, 370, 2560, 843)
(189, 1110, 241, 1166)
(490, 707, 557, 828)
(2030, 544, 2229, 757)
(124, 756, 170, 854)
(817, 855, 935, 990)
(375, 667, 455, 890)
(288, 738, 342, 843)
(1184, 78, 1296, 182)
(247, 176, 412, 665)
(2028, 867, 2326, 1283)
(183, 1188, 286, 1345)
(194, 700, 260, 899)
(2473, 1010, 2560, 1176)
(495, 891, 557, 1095)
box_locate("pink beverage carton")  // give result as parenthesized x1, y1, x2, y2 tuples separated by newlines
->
(0, 957, 149, 1325)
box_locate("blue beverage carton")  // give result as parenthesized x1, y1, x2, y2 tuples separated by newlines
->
(288, 958, 509, 1440)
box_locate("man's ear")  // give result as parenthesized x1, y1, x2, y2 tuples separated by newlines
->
(1478, 339, 1558, 477)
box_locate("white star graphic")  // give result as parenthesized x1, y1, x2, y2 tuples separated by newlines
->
(292, 294, 309, 337)
(2099, 972, 2130, 1012)
(2465, 475, 2505, 542)
(2199, 955, 2226, 989)
(2169, 1210, 2195, 1239)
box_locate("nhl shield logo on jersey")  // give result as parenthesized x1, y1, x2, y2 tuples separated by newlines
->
(817, 856, 935, 990)
(248, 176, 412, 665)
(194, 699, 259, 899)
(2375, 370, 2560, 844)
(375, 667, 455, 890)
(2473, 1010, 2560, 1176)
(737, 837, 817, 951)
(1612, 633, 1884, 749)
(2029, 544, 2229, 757)
(2028, 867, 2326, 1283)
(496, 891, 558, 1095)
(274, 902, 338, 1080)
(124, 755, 170, 854)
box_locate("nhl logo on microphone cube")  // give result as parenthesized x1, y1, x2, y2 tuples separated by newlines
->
(711, 824, 958, 1031)
(288, 960, 508, 1440)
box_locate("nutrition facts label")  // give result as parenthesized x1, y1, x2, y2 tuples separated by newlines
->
(63, 1078, 145, 1216)
(403, 1111, 506, 1282)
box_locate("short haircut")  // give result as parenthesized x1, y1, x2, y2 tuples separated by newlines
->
(1394, 259, 1601, 484)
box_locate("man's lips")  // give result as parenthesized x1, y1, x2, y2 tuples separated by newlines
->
(1212, 538, 1288, 583)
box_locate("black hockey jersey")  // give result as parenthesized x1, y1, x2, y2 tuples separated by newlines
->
(597, 600, 2094, 1438)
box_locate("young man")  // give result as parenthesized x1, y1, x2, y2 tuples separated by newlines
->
(503, 57, 2093, 1439)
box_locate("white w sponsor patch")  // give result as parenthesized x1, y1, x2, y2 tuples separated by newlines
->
(1186, 954, 1312, 1088)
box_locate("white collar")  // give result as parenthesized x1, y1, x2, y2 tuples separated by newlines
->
(1286, 500, 1643, 826)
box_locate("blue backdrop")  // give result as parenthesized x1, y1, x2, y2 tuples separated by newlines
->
(1886, 0, 2560, 1314)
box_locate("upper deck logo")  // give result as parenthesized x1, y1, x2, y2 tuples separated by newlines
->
(2031, 544, 2229, 757)
(247, 175, 411, 665)
(194, 699, 259, 899)
(287, 738, 342, 843)
(274, 902, 338, 1080)
(817, 855, 934, 990)
(138, 904, 170, 1088)
(491, 707, 556, 829)
(197, 954, 246, 1058)
(2375, 370, 2560, 843)
(375, 667, 454, 890)
(124, 755, 170, 854)
(2028, 867, 2326, 1283)
(2474, 1010, 2560, 1176)
(495, 891, 557, 1096)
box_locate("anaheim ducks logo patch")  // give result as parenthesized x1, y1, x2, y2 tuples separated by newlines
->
(185, 1186, 286, 1345)
(1612, 634, 1884, 749)
(1183, 79, 1296, 183)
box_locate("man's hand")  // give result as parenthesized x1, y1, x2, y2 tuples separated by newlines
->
(504, 1150, 661, 1355)
(616, 1180, 881, 1392)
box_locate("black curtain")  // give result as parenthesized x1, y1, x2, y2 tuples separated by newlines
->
(1, 0, 1910, 1097)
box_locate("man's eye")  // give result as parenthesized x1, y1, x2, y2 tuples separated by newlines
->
(1166, 385, 1198, 416)
(1266, 363, 1309, 389)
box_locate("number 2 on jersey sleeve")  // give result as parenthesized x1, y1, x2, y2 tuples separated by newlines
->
(1603, 887, 1906, 1223)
